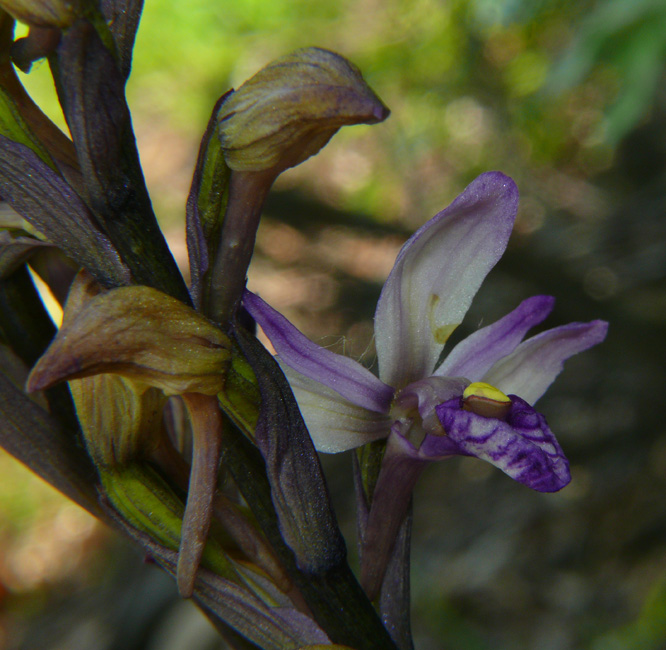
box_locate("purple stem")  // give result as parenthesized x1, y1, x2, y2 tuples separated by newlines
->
(177, 393, 224, 597)
(360, 434, 427, 600)
(206, 169, 275, 324)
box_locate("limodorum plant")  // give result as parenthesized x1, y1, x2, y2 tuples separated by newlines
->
(0, 2, 608, 649)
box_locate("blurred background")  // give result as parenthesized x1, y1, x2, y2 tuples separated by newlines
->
(2, 0, 666, 647)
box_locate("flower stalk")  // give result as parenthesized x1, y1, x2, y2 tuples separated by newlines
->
(359, 433, 427, 600)
(178, 392, 225, 597)
(191, 47, 389, 324)
(205, 168, 274, 323)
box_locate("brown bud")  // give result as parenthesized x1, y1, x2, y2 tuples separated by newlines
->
(0, 0, 80, 28)
(27, 272, 231, 396)
(217, 47, 389, 173)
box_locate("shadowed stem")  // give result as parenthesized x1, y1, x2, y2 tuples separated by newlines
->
(178, 392, 224, 597)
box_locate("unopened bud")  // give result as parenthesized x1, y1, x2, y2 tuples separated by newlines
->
(0, 0, 80, 27)
(27, 272, 231, 396)
(217, 47, 389, 173)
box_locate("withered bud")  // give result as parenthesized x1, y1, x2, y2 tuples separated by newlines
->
(0, 0, 80, 27)
(217, 47, 389, 173)
(27, 272, 231, 396)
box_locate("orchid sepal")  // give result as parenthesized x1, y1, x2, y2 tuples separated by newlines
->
(434, 294, 555, 379)
(482, 319, 609, 405)
(280, 363, 393, 453)
(374, 171, 519, 388)
(244, 290, 394, 413)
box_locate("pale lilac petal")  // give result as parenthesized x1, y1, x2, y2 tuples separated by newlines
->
(483, 320, 609, 405)
(427, 396, 570, 492)
(283, 365, 392, 453)
(374, 172, 519, 389)
(244, 290, 394, 413)
(435, 295, 555, 379)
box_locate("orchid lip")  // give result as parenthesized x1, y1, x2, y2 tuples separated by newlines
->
(429, 395, 571, 492)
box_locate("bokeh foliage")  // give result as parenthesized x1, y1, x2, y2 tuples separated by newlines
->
(20, 0, 665, 223)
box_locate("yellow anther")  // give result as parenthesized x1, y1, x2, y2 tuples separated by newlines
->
(463, 382, 511, 403)
(463, 382, 511, 419)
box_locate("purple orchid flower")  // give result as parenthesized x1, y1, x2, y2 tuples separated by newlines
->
(243, 172, 608, 595)
(244, 171, 606, 480)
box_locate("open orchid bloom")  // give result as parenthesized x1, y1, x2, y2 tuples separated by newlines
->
(243, 172, 608, 493)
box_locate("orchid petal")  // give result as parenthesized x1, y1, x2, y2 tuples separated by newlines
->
(374, 172, 519, 388)
(427, 396, 570, 492)
(282, 365, 392, 453)
(244, 290, 394, 413)
(483, 320, 608, 405)
(435, 295, 555, 379)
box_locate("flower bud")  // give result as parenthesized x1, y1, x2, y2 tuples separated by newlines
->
(0, 0, 80, 27)
(27, 272, 231, 396)
(217, 47, 389, 173)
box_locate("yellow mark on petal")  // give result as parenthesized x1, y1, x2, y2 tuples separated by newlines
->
(428, 293, 457, 344)
(434, 324, 456, 345)
(463, 382, 511, 419)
